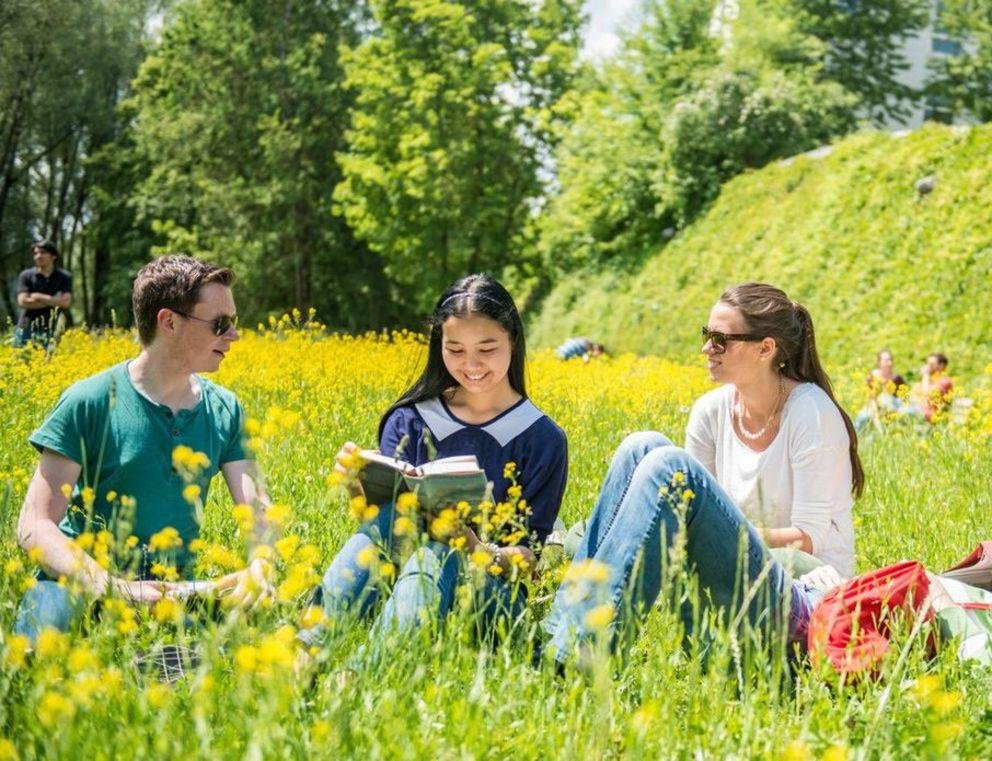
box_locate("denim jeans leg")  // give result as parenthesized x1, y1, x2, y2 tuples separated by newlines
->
(548, 445, 790, 659)
(543, 431, 674, 637)
(369, 539, 459, 643)
(474, 574, 528, 642)
(14, 580, 87, 644)
(12, 326, 30, 348)
(297, 500, 399, 647)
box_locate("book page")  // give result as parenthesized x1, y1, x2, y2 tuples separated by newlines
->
(359, 449, 417, 474)
(416, 455, 481, 476)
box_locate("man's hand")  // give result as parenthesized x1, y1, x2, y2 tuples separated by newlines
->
(216, 556, 276, 609)
(111, 578, 169, 605)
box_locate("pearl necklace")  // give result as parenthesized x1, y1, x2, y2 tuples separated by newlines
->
(735, 376, 786, 442)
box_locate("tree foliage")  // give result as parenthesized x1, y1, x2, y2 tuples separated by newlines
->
(537, 0, 863, 276)
(126, 0, 390, 329)
(0, 0, 153, 325)
(778, 0, 931, 124)
(333, 0, 582, 313)
(929, 0, 992, 122)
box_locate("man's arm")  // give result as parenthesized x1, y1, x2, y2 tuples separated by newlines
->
(17, 292, 55, 309)
(16, 450, 164, 602)
(17, 292, 70, 309)
(222, 459, 269, 509)
(217, 459, 275, 605)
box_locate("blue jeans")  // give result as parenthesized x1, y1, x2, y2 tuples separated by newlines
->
(14, 577, 89, 644)
(544, 432, 808, 661)
(298, 500, 527, 649)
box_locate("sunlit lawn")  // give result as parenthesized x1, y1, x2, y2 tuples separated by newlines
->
(2, 324, 992, 758)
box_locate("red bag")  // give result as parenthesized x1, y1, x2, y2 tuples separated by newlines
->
(807, 560, 932, 675)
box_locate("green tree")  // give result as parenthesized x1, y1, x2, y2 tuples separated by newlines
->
(776, 0, 931, 124)
(333, 0, 582, 312)
(127, 0, 385, 329)
(929, 0, 992, 122)
(537, 0, 855, 273)
(0, 0, 153, 325)
(536, 0, 719, 274)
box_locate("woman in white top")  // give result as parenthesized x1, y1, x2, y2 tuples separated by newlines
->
(544, 283, 863, 664)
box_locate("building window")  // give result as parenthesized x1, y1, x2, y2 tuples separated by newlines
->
(932, 36, 962, 56)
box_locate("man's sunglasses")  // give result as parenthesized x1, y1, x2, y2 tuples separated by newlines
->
(701, 326, 763, 354)
(174, 310, 239, 336)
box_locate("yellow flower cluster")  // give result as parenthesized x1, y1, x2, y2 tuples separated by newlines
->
(235, 625, 298, 678)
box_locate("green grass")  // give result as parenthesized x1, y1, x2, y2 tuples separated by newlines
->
(2, 329, 992, 758)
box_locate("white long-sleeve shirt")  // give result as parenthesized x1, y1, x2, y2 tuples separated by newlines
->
(684, 383, 855, 577)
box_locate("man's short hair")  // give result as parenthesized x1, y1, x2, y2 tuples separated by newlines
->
(33, 239, 59, 258)
(132, 256, 235, 345)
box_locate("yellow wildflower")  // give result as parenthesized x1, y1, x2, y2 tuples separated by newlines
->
(67, 644, 98, 673)
(470, 549, 492, 569)
(37, 691, 76, 728)
(153, 597, 183, 625)
(4, 635, 30, 670)
(266, 502, 293, 528)
(396, 491, 419, 513)
(0, 738, 19, 761)
(235, 645, 258, 674)
(584, 603, 615, 630)
(148, 526, 182, 552)
(393, 516, 416, 537)
(356, 545, 378, 569)
(563, 558, 611, 585)
(299, 605, 324, 629)
(35, 628, 69, 659)
(232, 503, 255, 533)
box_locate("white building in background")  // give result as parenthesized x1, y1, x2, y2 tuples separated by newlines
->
(890, 2, 963, 128)
(711, 0, 967, 129)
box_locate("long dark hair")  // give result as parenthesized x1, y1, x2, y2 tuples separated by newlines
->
(378, 274, 527, 441)
(720, 282, 865, 498)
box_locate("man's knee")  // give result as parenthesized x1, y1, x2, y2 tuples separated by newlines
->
(14, 581, 82, 641)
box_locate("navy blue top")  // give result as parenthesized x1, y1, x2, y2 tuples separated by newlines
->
(379, 397, 568, 547)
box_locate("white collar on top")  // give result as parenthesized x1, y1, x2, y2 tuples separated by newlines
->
(415, 397, 543, 447)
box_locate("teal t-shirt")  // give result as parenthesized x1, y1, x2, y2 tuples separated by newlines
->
(30, 361, 250, 572)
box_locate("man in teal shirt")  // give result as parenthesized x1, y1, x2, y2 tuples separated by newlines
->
(15, 256, 271, 642)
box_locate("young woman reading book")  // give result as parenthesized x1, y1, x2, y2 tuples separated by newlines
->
(542, 283, 862, 664)
(299, 274, 568, 651)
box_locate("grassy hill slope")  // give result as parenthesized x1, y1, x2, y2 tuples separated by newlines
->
(528, 124, 992, 378)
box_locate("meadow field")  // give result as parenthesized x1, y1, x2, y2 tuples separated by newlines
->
(3, 323, 992, 759)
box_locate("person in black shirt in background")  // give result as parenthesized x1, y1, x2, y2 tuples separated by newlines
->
(14, 239, 73, 347)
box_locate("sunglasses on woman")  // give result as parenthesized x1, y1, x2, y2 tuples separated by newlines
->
(174, 310, 239, 336)
(700, 326, 763, 354)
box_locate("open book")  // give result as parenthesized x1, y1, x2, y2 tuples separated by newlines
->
(358, 449, 491, 511)
(941, 540, 992, 591)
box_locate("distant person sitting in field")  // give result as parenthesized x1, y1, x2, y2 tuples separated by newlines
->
(555, 337, 604, 362)
(911, 352, 954, 422)
(14, 239, 73, 348)
(854, 349, 908, 432)
(14, 256, 273, 644)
